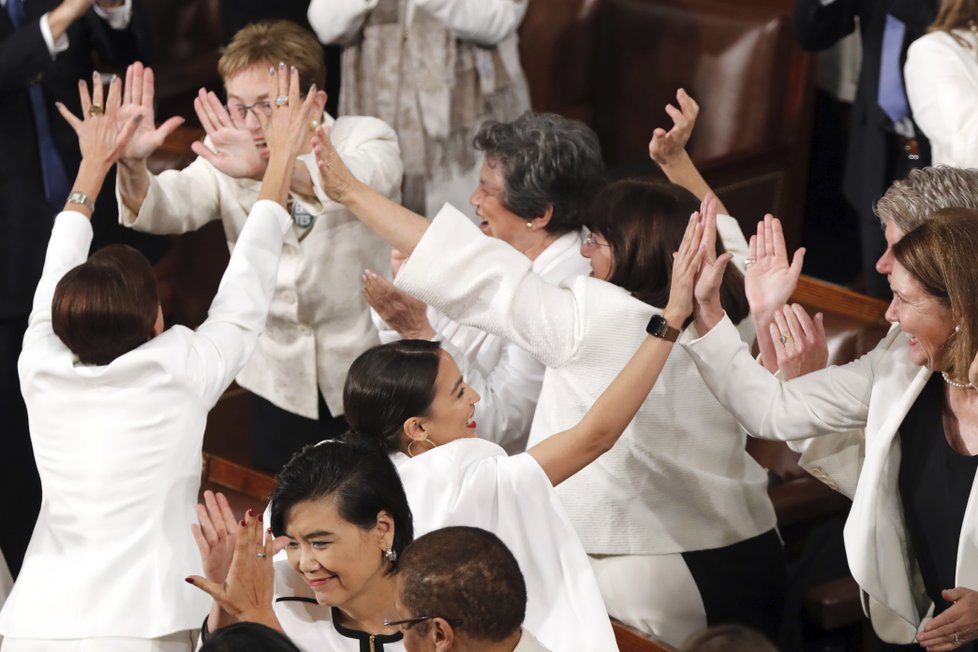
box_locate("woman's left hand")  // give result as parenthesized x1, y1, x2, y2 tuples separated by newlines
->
(916, 587, 978, 651)
(56, 72, 142, 171)
(186, 508, 288, 631)
(256, 63, 321, 164)
(362, 270, 435, 339)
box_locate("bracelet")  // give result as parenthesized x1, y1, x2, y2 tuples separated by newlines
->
(66, 191, 95, 213)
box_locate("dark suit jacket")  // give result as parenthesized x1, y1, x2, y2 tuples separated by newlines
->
(0, 0, 154, 318)
(793, 0, 938, 215)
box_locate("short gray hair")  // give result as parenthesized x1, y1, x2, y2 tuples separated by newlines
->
(875, 166, 978, 234)
(473, 112, 607, 234)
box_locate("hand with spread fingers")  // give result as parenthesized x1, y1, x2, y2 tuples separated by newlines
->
(769, 304, 828, 380)
(117, 62, 186, 165)
(649, 88, 699, 168)
(56, 72, 142, 172)
(191, 87, 265, 180)
(663, 208, 710, 325)
(362, 270, 435, 340)
(186, 508, 288, 632)
(256, 63, 320, 165)
(916, 587, 978, 651)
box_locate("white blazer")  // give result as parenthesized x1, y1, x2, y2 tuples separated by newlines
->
(684, 315, 978, 644)
(394, 205, 776, 556)
(0, 202, 291, 640)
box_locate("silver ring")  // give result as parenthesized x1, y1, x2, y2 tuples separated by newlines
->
(744, 258, 757, 265)
(274, 95, 288, 107)
(953, 632, 961, 645)
(778, 333, 788, 345)
(256, 552, 267, 559)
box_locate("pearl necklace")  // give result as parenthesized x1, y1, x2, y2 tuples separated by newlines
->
(942, 372, 975, 390)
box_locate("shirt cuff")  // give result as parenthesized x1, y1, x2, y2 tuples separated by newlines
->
(40, 13, 68, 58)
(92, 0, 132, 30)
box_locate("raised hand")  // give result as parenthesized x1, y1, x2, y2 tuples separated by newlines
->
(649, 88, 699, 168)
(256, 63, 319, 164)
(190, 491, 239, 585)
(56, 72, 142, 171)
(745, 214, 805, 318)
(915, 586, 978, 651)
(191, 88, 264, 180)
(362, 270, 435, 339)
(770, 304, 828, 380)
(662, 210, 710, 325)
(117, 63, 185, 164)
(311, 125, 361, 204)
(186, 508, 287, 631)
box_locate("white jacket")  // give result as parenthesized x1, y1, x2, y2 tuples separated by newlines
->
(0, 202, 291, 639)
(684, 315, 978, 644)
(394, 205, 777, 555)
(119, 114, 403, 418)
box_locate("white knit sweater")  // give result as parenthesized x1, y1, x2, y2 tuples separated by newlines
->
(395, 205, 777, 555)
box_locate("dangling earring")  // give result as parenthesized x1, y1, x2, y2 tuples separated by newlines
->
(525, 221, 533, 231)
(384, 546, 397, 564)
(408, 437, 436, 457)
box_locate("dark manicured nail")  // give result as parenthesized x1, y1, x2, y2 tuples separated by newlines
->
(258, 512, 263, 522)
(185, 577, 194, 584)
(246, 508, 254, 518)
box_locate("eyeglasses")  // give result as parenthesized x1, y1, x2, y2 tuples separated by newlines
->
(383, 615, 463, 631)
(227, 100, 273, 121)
(582, 230, 611, 249)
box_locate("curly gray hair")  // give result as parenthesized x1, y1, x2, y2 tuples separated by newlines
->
(875, 166, 978, 235)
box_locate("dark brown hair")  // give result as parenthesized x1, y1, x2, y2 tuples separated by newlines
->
(893, 207, 978, 381)
(52, 244, 159, 365)
(587, 179, 749, 324)
(931, 0, 978, 47)
(678, 624, 778, 652)
(398, 526, 526, 643)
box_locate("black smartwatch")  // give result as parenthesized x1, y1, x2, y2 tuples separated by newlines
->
(646, 314, 680, 342)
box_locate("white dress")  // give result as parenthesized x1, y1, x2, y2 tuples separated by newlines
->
(374, 230, 591, 453)
(0, 202, 290, 647)
(906, 29, 978, 168)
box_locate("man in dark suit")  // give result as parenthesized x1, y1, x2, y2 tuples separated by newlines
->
(0, 0, 154, 579)
(794, 0, 938, 298)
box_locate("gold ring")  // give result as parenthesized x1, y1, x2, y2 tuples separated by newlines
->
(88, 104, 104, 116)
(309, 119, 320, 131)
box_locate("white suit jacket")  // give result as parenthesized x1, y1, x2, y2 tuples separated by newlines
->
(684, 315, 978, 644)
(394, 205, 776, 556)
(0, 202, 291, 639)
(906, 29, 978, 168)
(119, 114, 402, 418)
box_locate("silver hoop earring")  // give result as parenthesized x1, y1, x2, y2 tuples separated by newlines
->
(384, 546, 397, 563)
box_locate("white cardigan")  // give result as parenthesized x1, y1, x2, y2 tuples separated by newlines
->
(684, 315, 978, 644)
(119, 114, 403, 418)
(375, 230, 591, 453)
(0, 202, 290, 639)
(906, 29, 978, 168)
(395, 205, 776, 555)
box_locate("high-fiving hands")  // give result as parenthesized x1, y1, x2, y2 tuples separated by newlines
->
(191, 88, 265, 180)
(117, 62, 185, 166)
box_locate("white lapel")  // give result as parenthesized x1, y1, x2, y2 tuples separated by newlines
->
(956, 422, 978, 590)
(844, 333, 930, 630)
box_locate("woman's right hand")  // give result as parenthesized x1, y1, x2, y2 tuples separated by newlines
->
(56, 72, 142, 172)
(257, 63, 320, 164)
(770, 304, 828, 380)
(311, 125, 361, 205)
(649, 88, 698, 168)
(744, 214, 805, 318)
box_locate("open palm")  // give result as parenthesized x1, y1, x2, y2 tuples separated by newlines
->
(119, 62, 185, 163)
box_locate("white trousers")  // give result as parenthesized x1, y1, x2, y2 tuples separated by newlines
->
(589, 552, 707, 648)
(1, 630, 196, 652)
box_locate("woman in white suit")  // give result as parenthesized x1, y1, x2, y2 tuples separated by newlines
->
(685, 209, 978, 651)
(0, 65, 318, 651)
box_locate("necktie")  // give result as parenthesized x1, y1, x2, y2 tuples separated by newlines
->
(878, 14, 911, 124)
(6, 0, 72, 208)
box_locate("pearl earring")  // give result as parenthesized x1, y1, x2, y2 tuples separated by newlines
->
(525, 222, 533, 231)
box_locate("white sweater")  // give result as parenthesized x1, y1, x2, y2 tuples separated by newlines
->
(395, 205, 776, 555)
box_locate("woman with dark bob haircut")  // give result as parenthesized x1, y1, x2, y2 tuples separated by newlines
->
(188, 192, 714, 651)
(190, 439, 413, 651)
(308, 107, 785, 646)
(0, 66, 317, 650)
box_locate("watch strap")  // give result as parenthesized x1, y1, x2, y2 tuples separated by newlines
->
(66, 190, 95, 213)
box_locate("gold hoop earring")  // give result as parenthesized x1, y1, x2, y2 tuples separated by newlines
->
(408, 437, 436, 457)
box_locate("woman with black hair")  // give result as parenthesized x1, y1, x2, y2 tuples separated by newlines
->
(309, 121, 785, 646)
(191, 439, 411, 651)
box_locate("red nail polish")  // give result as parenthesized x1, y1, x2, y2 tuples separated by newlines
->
(246, 509, 254, 518)
(185, 577, 194, 584)
(239, 519, 246, 527)
(258, 513, 263, 522)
